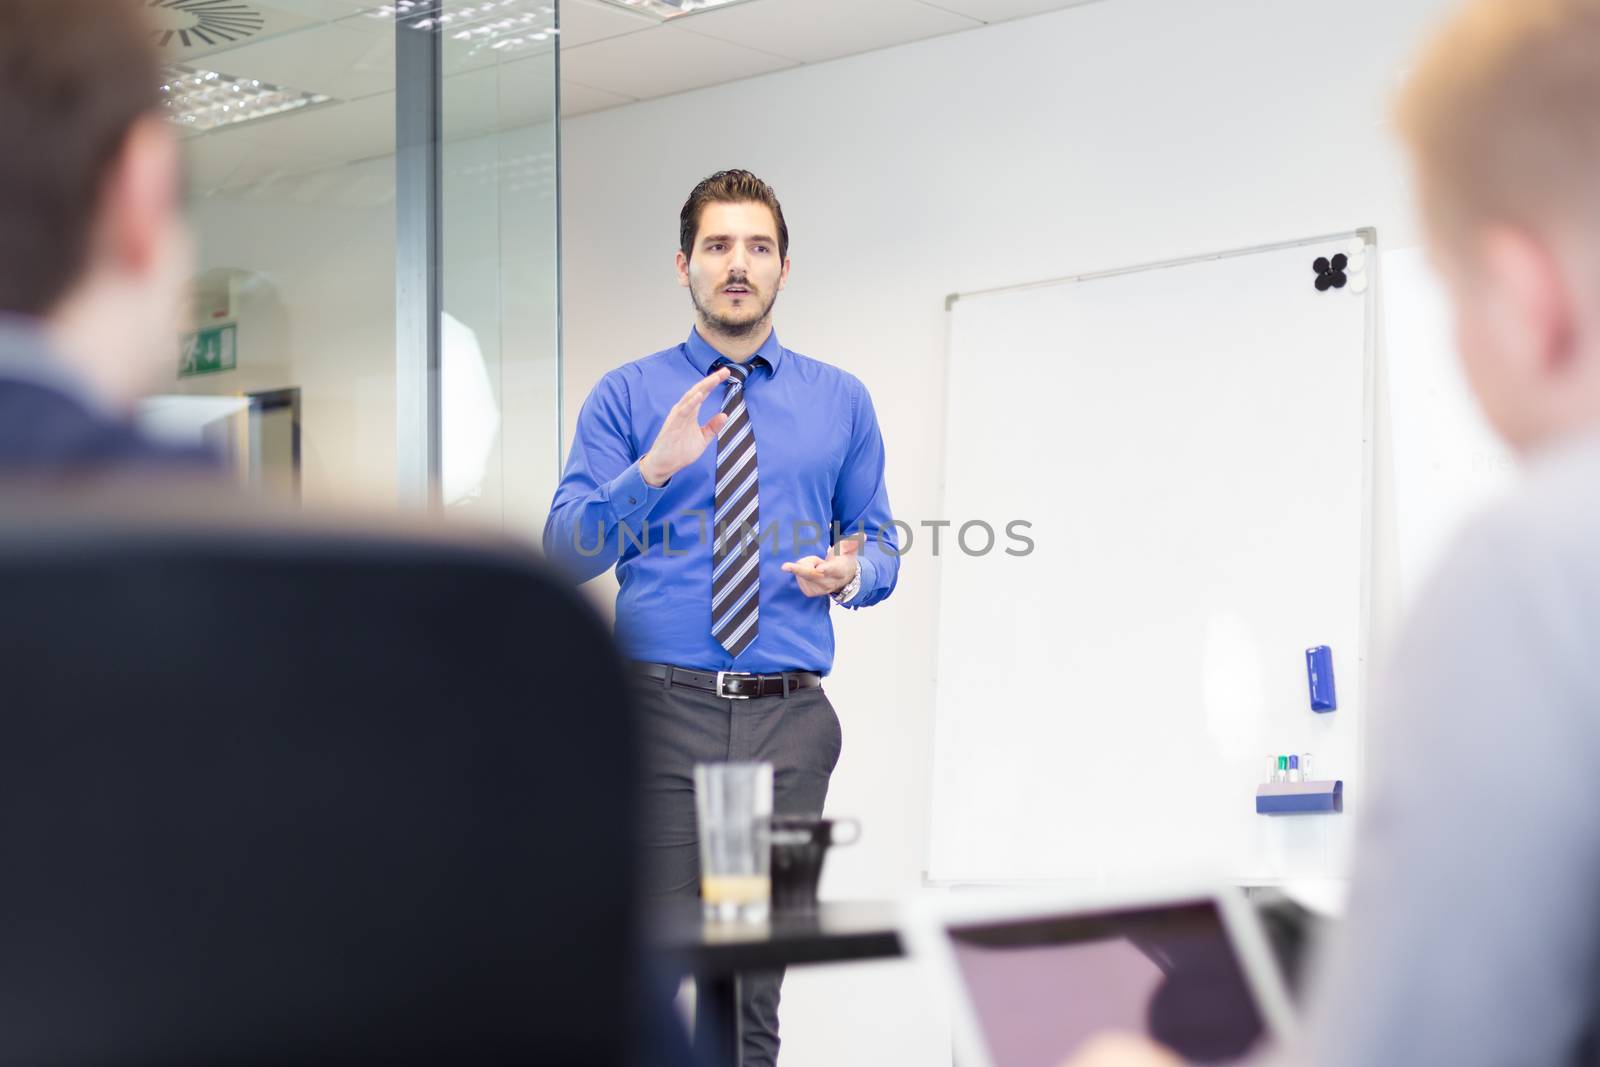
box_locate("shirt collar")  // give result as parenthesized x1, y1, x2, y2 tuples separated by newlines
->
(684, 325, 785, 379)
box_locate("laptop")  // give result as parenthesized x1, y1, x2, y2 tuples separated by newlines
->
(902, 884, 1298, 1067)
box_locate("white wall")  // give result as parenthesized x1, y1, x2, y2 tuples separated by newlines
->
(559, 0, 1455, 1061)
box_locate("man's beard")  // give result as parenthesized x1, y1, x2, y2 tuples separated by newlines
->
(691, 279, 779, 338)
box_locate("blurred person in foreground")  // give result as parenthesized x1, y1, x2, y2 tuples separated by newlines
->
(0, 0, 214, 476)
(1068, 0, 1600, 1064)
(0, 6, 700, 1064)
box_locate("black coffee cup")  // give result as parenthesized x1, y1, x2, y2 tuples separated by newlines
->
(769, 814, 860, 914)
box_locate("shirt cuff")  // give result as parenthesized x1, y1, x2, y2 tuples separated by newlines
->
(840, 551, 878, 607)
(608, 460, 669, 524)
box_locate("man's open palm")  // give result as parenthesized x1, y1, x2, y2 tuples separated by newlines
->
(783, 536, 861, 598)
(640, 367, 731, 486)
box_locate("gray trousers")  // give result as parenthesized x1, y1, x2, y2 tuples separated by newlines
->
(628, 668, 843, 1067)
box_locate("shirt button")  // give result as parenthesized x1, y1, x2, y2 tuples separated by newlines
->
(628, 497, 637, 504)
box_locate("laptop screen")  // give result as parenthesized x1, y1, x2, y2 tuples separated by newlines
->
(946, 899, 1270, 1067)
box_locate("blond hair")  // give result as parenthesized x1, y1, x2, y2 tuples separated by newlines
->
(1396, 0, 1600, 243)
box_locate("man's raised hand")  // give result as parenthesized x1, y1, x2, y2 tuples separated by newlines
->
(639, 367, 731, 487)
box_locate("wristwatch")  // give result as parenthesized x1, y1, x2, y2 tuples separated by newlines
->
(830, 566, 862, 606)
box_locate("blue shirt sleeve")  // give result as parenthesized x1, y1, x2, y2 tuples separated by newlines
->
(831, 378, 898, 610)
(541, 372, 672, 583)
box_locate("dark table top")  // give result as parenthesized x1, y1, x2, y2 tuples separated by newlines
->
(648, 900, 903, 974)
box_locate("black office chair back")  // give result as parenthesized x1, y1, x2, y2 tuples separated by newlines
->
(0, 516, 637, 1065)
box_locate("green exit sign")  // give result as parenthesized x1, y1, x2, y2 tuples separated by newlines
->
(180, 323, 237, 379)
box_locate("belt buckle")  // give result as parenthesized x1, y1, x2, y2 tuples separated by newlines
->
(715, 670, 756, 700)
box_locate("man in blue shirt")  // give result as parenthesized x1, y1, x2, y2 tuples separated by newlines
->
(543, 170, 900, 1065)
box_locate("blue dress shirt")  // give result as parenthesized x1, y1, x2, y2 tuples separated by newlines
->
(542, 326, 899, 674)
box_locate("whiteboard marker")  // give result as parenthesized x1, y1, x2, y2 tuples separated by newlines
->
(1288, 754, 1300, 783)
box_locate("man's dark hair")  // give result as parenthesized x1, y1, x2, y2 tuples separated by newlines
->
(679, 169, 790, 262)
(0, 0, 163, 316)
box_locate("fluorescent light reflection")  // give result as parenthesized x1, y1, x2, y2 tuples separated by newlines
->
(593, 0, 763, 19)
(161, 65, 333, 133)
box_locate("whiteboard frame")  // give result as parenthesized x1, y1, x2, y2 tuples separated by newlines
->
(924, 228, 1380, 889)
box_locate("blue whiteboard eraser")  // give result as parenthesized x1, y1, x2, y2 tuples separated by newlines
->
(1306, 645, 1337, 712)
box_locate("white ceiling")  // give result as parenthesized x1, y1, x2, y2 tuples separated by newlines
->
(559, 0, 1103, 116)
(166, 0, 1101, 195)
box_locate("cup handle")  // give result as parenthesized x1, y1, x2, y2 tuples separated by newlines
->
(831, 818, 862, 847)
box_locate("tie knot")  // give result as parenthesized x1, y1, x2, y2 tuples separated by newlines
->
(716, 358, 755, 383)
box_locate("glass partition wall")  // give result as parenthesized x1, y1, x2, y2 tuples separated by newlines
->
(438, 2, 561, 530)
(158, 0, 560, 535)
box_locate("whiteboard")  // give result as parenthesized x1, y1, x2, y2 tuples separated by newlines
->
(1383, 246, 1516, 604)
(929, 234, 1373, 886)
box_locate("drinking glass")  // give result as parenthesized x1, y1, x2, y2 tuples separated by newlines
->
(694, 761, 773, 922)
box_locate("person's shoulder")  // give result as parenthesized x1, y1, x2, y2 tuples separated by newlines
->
(0, 377, 217, 473)
(0, 376, 88, 412)
(593, 344, 688, 392)
(623, 343, 690, 376)
(782, 348, 868, 394)
(1448, 431, 1600, 580)
(1376, 433, 1600, 777)
(1405, 431, 1600, 659)
(0, 377, 111, 451)
(572, 348, 681, 418)
(1505, 430, 1600, 550)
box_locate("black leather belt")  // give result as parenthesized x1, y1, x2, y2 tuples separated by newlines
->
(627, 660, 823, 700)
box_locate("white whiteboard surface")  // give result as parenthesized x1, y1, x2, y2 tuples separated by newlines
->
(1383, 246, 1517, 604)
(929, 235, 1372, 887)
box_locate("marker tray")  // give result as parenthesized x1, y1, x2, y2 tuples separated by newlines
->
(1255, 779, 1343, 815)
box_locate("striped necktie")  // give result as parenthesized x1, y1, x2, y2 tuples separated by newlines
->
(711, 357, 762, 658)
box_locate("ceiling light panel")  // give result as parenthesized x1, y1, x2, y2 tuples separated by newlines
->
(590, 0, 763, 20)
(161, 65, 334, 133)
(367, 0, 558, 58)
